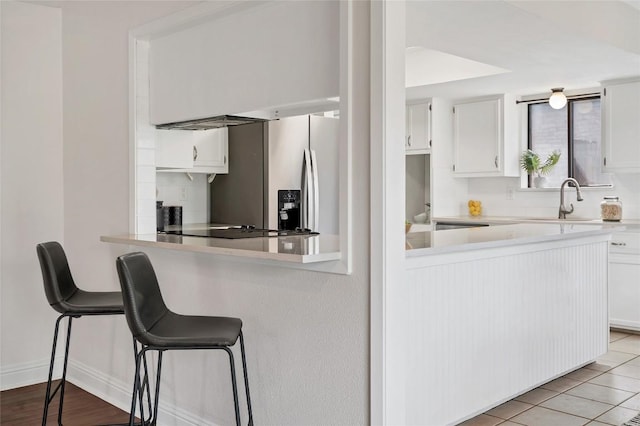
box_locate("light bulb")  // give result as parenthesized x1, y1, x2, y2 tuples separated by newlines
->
(549, 88, 567, 110)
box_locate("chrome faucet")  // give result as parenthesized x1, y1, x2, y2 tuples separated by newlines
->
(558, 178, 584, 219)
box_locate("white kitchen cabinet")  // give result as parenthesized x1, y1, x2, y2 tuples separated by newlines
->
(609, 230, 640, 331)
(155, 130, 193, 169)
(601, 79, 640, 173)
(149, 1, 338, 125)
(156, 128, 228, 174)
(192, 128, 228, 173)
(452, 94, 519, 177)
(406, 102, 431, 154)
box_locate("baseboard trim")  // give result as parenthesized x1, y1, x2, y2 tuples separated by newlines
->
(610, 320, 640, 332)
(0, 357, 61, 391)
(67, 360, 220, 426)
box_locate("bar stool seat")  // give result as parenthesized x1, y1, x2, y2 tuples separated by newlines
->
(52, 288, 124, 314)
(117, 251, 253, 426)
(143, 312, 242, 347)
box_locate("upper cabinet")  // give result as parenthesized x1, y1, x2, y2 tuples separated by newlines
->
(602, 79, 640, 173)
(452, 94, 519, 177)
(148, 2, 339, 125)
(406, 102, 431, 154)
(155, 130, 194, 169)
(192, 129, 228, 173)
(156, 128, 228, 175)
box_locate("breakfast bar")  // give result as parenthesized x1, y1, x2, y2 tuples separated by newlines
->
(401, 223, 614, 425)
(101, 221, 616, 424)
(101, 232, 341, 264)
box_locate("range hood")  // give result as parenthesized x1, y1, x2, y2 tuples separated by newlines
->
(155, 115, 267, 130)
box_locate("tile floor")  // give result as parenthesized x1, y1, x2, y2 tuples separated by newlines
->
(458, 331, 640, 426)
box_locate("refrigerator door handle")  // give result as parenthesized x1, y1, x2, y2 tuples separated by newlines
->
(310, 149, 319, 232)
(302, 149, 314, 229)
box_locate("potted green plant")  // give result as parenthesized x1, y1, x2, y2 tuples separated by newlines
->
(520, 149, 561, 188)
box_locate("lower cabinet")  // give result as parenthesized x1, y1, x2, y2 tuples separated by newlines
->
(609, 230, 640, 331)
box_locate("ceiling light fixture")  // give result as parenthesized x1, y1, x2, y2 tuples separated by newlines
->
(549, 88, 567, 109)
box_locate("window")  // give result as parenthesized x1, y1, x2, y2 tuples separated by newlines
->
(527, 96, 611, 188)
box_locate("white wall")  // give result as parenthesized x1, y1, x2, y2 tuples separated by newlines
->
(24, 2, 370, 425)
(0, 1, 64, 389)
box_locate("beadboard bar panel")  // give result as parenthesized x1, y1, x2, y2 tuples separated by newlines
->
(405, 240, 609, 425)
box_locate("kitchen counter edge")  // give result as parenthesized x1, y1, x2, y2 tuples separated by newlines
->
(100, 233, 342, 264)
(406, 223, 621, 258)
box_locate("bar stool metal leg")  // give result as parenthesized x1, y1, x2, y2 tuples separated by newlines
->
(224, 347, 241, 426)
(43, 315, 63, 425)
(57, 317, 73, 424)
(129, 349, 144, 426)
(151, 351, 163, 425)
(239, 331, 254, 426)
(42, 315, 74, 426)
(132, 340, 154, 425)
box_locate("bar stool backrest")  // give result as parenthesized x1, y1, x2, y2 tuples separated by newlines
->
(37, 241, 79, 314)
(116, 252, 169, 345)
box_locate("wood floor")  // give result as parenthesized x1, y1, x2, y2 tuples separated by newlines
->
(1, 380, 133, 425)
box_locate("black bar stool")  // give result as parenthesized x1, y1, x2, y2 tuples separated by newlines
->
(116, 251, 254, 426)
(37, 241, 151, 426)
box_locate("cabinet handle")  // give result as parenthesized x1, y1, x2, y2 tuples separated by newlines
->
(494, 156, 498, 168)
(224, 155, 227, 165)
(604, 157, 607, 167)
(429, 140, 432, 148)
(611, 242, 627, 246)
(193, 146, 198, 161)
(407, 135, 412, 147)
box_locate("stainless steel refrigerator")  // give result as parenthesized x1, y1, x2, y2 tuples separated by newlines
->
(209, 114, 339, 234)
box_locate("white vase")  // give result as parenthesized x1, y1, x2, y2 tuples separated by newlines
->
(534, 176, 547, 188)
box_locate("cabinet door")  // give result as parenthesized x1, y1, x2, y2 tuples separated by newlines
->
(453, 99, 501, 174)
(602, 81, 640, 173)
(155, 130, 194, 169)
(193, 128, 228, 173)
(406, 103, 431, 153)
(609, 259, 640, 331)
(149, 2, 339, 125)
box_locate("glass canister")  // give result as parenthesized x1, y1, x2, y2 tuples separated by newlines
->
(601, 196, 622, 222)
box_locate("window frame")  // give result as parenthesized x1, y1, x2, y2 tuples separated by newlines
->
(525, 94, 606, 189)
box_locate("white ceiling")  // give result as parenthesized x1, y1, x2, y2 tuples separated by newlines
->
(405, 0, 640, 101)
(406, 47, 510, 88)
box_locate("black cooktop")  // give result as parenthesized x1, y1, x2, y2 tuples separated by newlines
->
(163, 226, 318, 239)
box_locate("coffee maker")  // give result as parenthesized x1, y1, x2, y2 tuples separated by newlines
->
(277, 190, 301, 230)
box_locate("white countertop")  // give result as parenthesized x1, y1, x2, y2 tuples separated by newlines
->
(406, 223, 620, 257)
(101, 232, 341, 264)
(432, 215, 640, 227)
(102, 219, 625, 265)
